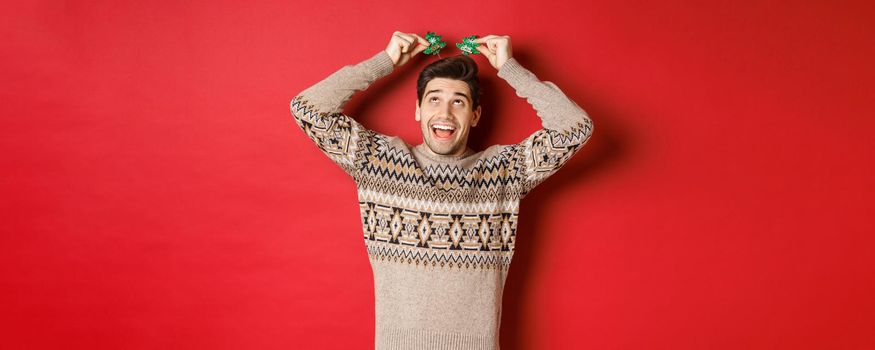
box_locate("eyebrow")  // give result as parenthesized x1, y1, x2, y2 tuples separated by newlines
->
(425, 89, 471, 103)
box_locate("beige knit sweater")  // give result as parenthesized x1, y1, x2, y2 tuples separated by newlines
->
(290, 50, 593, 350)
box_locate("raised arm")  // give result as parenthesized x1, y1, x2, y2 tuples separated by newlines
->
(497, 58, 594, 198)
(289, 31, 429, 180)
(289, 50, 395, 179)
(475, 35, 594, 198)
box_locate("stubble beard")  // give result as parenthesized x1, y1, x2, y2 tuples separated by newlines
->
(425, 135, 459, 155)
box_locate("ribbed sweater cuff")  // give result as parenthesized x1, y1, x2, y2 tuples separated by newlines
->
(495, 57, 531, 88)
(360, 50, 396, 80)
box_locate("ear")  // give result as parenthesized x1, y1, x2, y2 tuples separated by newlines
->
(471, 105, 482, 127)
(415, 99, 421, 122)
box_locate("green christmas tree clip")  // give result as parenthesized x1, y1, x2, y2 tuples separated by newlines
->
(423, 32, 447, 57)
(456, 35, 480, 55)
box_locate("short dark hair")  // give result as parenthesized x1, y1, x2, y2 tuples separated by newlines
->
(417, 54, 481, 110)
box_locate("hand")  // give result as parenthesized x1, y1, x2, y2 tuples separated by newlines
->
(473, 35, 513, 70)
(385, 31, 429, 67)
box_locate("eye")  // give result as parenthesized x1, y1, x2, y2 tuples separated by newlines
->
(454, 99, 464, 105)
(430, 96, 439, 102)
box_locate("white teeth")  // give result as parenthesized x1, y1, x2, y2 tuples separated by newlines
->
(433, 125, 455, 130)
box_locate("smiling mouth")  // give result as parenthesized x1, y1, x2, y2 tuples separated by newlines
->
(431, 124, 456, 141)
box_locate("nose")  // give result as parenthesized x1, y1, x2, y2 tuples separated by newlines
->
(442, 101, 453, 115)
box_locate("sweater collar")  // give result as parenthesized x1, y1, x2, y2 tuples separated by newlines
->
(413, 143, 476, 163)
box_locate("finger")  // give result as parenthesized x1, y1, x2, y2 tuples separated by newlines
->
(412, 34, 430, 47)
(479, 46, 495, 60)
(394, 33, 413, 46)
(397, 36, 413, 47)
(398, 33, 417, 45)
(395, 41, 410, 53)
(473, 35, 497, 44)
(395, 35, 412, 52)
(411, 43, 427, 56)
(478, 41, 496, 55)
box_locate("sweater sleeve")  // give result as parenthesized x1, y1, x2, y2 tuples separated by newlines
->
(496, 57, 595, 198)
(289, 50, 396, 180)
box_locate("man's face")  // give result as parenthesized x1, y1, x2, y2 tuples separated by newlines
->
(415, 78, 482, 156)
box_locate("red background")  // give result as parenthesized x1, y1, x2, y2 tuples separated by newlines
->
(3, 1, 874, 349)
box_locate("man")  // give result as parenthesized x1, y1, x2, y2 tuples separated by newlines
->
(290, 31, 593, 350)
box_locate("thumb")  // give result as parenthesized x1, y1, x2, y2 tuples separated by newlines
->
(414, 34, 430, 47)
(472, 36, 489, 44)
(411, 43, 427, 56)
(479, 45, 495, 59)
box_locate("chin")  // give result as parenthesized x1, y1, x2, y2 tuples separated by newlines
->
(433, 139, 466, 155)
(428, 141, 454, 154)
